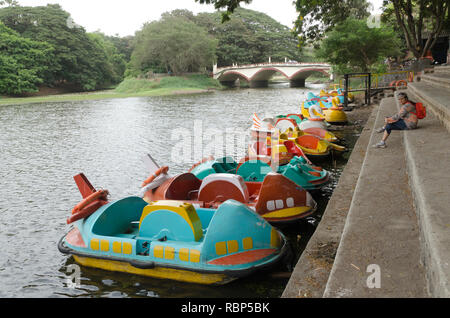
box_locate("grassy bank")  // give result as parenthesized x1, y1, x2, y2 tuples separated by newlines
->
(115, 74, 222, 93)
(0, 75, 222, 106)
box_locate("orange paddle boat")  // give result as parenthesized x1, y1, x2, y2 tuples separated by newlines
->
(139, 156, 317, 224)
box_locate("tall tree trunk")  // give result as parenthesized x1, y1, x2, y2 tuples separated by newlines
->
(392, 0, 449, 58)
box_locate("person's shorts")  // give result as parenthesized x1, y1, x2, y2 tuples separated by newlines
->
(385, 119, 408, 134)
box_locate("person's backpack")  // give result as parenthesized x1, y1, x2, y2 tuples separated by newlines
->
(412, 102, 426, 119)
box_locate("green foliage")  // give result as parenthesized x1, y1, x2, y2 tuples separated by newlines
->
(115, 75, 221, 94)
(195, 0, 449, 58)
(316, 18, 401, 73)
(0, 0, 18, 7)
(195, 8, 303, 66)
(129, 14, 218, 75)
(0, 4, 127, 92)
(0, 22, 54, 95)
(293, 0, 371, 47)
(381, 0, 450, 58)
(88, 32, 127, 84)
(128, 7, 303, 76)
(194, 0, 371, 48)
(195, 0, 252, 22)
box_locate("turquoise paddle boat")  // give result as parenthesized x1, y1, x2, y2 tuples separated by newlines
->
(189, 156, 330, 191)
(58, 173, 288, 285)
(302, 92, 348, 125)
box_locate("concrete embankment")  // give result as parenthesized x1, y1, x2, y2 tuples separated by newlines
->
(282, 104, 377, 297)
(283, 65, 450, 298)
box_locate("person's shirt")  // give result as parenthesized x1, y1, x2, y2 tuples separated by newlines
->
(391, 101, 418, 129)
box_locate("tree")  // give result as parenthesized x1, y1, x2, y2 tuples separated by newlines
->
(0, 22, 54, 95)
(88, 32, 127, 84)
(316, 18, 402, 73)
(196, 0, 370, 47)
(382, 0, 450, 58)
(293, 0, 371, 47)
(194, 8, 303, 66)
(195, 0, 252, 22)
(0, 4, 123, 90)
(129, 14, 217, 75)
(195, 0, 450, 58)
(0, 0, 18, 7)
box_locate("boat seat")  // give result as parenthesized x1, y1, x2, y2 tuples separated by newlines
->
(212, 157, 238, 174)
(164, 173, 202, 201)
(198, 174, 249, 204)
(139, 201, 203, 242)
(296, 135, 319, 149)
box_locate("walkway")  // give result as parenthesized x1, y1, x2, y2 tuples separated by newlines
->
(282, 65, 450, 298)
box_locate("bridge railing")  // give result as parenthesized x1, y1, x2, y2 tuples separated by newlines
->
(215, 62, 331, 73)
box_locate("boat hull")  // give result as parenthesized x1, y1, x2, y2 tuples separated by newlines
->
(323, 109, 348, 125)
(58, 230, 288, 285)
(73, 255, 233, 285)
(59, 188, 291, 286)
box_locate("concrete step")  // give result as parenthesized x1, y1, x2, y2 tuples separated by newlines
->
(282, 106, 377, 298)
(394, 91, 450, 297)
(433, 65, 450, 74)
(407, 82, 450, 133)
(322, 97, 428, 297)
(420, 72, 450, 90)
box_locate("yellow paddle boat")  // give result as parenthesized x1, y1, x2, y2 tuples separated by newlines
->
(302, 97, 348, 125)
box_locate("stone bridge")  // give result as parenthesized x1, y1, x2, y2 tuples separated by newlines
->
(213, 62, 332, 88)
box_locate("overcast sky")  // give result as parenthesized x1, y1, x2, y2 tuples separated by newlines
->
(17, 0, 384, 37)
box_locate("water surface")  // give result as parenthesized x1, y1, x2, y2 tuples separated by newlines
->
(0, 84, 359, 297)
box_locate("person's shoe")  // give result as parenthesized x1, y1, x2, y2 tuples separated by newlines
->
(376, 126, 385, 133)
(373, 141, 386, 148)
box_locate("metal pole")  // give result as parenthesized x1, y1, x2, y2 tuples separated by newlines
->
(344, 74, 349, 108)
(368, 73, 371, 105)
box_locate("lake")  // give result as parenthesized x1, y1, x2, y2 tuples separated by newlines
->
(0, 83, 361, 297)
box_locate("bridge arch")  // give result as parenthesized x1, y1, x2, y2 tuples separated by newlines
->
(217, 71, 250, 87)
(249, 67, 290, 81)
(289, 68, 330, 81)
(214, 63, 332, 88)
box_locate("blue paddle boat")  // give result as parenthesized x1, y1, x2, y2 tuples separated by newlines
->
(58, 173, 288, 285)
(189, 156, 330, 191)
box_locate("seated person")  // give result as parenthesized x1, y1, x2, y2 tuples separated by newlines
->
(373, 92, 418, 148)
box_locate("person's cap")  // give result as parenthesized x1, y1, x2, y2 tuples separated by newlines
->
(397, 92, 408, 99)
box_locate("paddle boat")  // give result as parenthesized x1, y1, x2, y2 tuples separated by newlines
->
(320, 88, 355, 104)
(250, 131, 346, 160)
(254, 114, 336, 141)
(302, 95, 348, 125)
(274, 113, 328, 131)
(275, 116, 329, 137)
(280, 133, 346, 159)
(249, 121, 312, 165)
(59, 174, 289, 285)
(272, 116, 339, 143)
(188, 155, 330, 191)
(297, 109, 329, 130)
(323, 98, 348, 125)
(273, 118, 345, 157)
(139, 155, 317, 224)
(251, 115, 344, 159)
